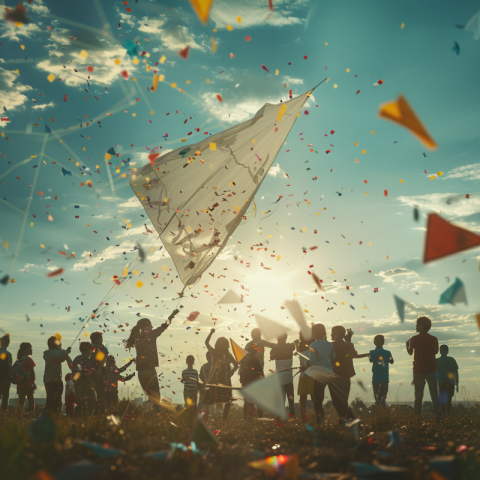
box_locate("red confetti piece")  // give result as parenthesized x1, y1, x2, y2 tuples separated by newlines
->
(87, 66, 94, 72)
(63, 95, 68, 102)
(148, 153, 160, 166)
(178, 45, 189, 59)
(268, 0, 274, 11)
(384, 189, 388, 196)
(121, 70, 128, 79)
(303, 55, 308, 59)
(38, 191, 44, 196)
(356, 90, 361, 94)
(216, 94, 223, 102)
(378, 79, 384, 85)
(261, 64, 269, 72)
(245, 36, 251, 41)
(47, 268, 64, 277)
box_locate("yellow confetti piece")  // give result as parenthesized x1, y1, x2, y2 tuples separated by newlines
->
(437, 171, 443, 177)
(122, 268, 128, 277)
(355, 159, 359, 163)
(15, 69, 19, 74)
(133, 57, 139, 65)
(40, 244, 45, 249)
(401, 23, 405, 29)
(163, 266, 167, 271)
(332, 270, 335, 274)
(227, 24, 233, 31)
(371, 131, 375, 134)
(20, 45, 25, 50)
(277, 103, 287, 122)
(163, 197, 168, 203)
(211, 37, 217, 52)
(132, 113, 136, 117)
(346, 68, 350, 72)
(3, 242, 8, 249)
(48, 214, 53, 221)
(171, 82, 177, 88)
(158, 74, 165, 82)
(95, 351, 105, 362)
(400, 179, 404, 183)
(115, 58, 121, 65)
(386, 255, 390, 259)
(276, 255, 281, 261)
(333, 84, 338, 89)
(302, 227, 307, 232)
(47, 74, 56, 82)
(275, 69, 279, 75)
(237, 16, 242, 23)
(210, 142, 216, 150)
(30, 222, 34, 226)
(135, 281, 144, 288)
(132, 270, 138, 275)
(206, 78, 210, 83)
(325, 42, 328, 45)
(80, 50, 88, 59)
(160, 55, 166, 64)
(14, 22, 23, 27)
(361, 149, 366, 154)
(55, 333, 62, 341)
(186, 80, 191, 84)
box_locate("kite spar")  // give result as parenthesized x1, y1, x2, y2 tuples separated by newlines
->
(130, 81, 326, 292)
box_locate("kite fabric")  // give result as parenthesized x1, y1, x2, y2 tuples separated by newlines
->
(423, 213, 480, 263)
(230, 338, 248, 363)
(439, 277, 467, 306)
(242, 372, 287, 419)
(130, 90, 313, 286)
(393, 294, 406, 323)
(378, 94, 437, 150)
(465, 9, 480, 40)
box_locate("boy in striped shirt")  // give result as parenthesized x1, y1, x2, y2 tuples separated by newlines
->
(182, 355, 199, 407)
(104, 355, 135, 414)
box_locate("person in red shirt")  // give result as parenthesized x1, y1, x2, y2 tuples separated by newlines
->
(406, 316, 441, 417)
(16, 342, 36, 419)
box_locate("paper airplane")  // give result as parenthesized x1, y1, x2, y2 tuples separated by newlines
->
(284, 299, 311, 339)
(424, 213, 480, 263)
(255, 314, 290, 341)
(465, 9, 480, 40)
(439, 278, 467, 306)
(242, 373, 286, 419)
(230, 338, 248, 363)
(218, 289, 242, 304)
(378, 95, 437, 150)
(394, 295, 406, 322)
(304, 365, 339, 384)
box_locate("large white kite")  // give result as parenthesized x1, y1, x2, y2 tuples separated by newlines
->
(130, 86, 319, 287)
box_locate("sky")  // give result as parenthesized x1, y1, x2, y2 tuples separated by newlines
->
(1, 0, 480, 406)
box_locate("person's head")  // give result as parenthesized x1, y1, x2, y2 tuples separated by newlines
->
(90, 332, 103, 345)
(106, 355, 116, 366)
(125, 318, 152, 349)
(65, 373, 72, 382)
(186, 355, 195, 367)
(311, 323, 326, 341)
(277, 333, 288, 344)
(251, 328, 262, 342)
(206, 351, 212, 362)
(47, 335, 60, 350)
(0, 334, 10, 348)
(416, 316, 432, 333)
(440, 344, 449, 356)
(79, 341, 93, 357)
(331, 326, 346, 342)
(17, 342, 32, 359)
(214, 336, 229, 355)
(374, 335, 385, 347)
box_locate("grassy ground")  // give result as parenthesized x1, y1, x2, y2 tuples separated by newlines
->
(1, 401, 480, 480)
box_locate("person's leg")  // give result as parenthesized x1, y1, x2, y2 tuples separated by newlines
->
(0, 381, 10, 413)
(380, 383, 388, 408)
(446, 384, 454, 416)
(93, 377, 106, 414)
(300, 394, 307, 423)
(285, 382, 295, 417)
(222, 402, 231, 422)
(313, 381, 326, 426)
(329, 378, 349, 418)
(413, 372, 426, 415)
(54, 382, 64, 416)
(372, 381, 380, 409)
(42, 383, 53, 415)
(438, 382, 448, 417)
(17, 392, 25, 418)
(26, 390, 35, 418)
(425, 372, 442, 417)
(138, 369, 161, 411)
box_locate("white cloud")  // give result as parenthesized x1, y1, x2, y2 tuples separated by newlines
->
(444, 163, 480, 181)
(29, 0, 50, 16)
(118, 196, 143, 210)
(282, 75, 304, 85)
(210, 0, 306, 29)
(268, 163, 288, 178)
(397, 193, 480, 218)
(0, 68, 33, 121)
(375, 267, 419, 284)
(0, 22, 42, 42)
(32, 102, 55, 110)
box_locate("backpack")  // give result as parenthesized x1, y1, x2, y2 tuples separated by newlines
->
(8, 357, 30, 385)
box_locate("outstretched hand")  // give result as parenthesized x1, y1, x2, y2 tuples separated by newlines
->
(66, 347, 72, 354)
(210, 328, 215, 334)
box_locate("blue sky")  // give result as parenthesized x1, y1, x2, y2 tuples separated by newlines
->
(1, 0, 480, 405)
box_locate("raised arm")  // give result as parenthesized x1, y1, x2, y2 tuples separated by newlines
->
(262, 340, 276, 349)
(205, 329, 215, 356)
(355, 353, 370, 359)
(118, 358, 135, 374)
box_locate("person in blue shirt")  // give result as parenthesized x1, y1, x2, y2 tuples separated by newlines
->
(369, 335, 394, 409)
(436, 344, 459, 417)
(301, 323, 336, 426)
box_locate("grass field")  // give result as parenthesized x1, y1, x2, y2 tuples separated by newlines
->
(1, 400, 480, 480)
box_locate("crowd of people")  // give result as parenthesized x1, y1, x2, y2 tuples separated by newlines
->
(0, 314, 459, 423)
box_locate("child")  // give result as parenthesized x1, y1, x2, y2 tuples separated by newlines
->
(16, 342, 36, 419)
(70, 342, 96, 417)
(303, 323, 336, 426)
(125, 316, 171, 410)
(406, 316, 441, 417)
(245, 328, 276, 369)
(0, 334, 12, 414)
(331, 326, 369, 420)
(43, 336, 72, 417)
(205, 328, 238, 423)
(104, 355, 135, 414)
(240, 345, 264, 422)
(90, 332, 108, 414)
(199, 352, 213, 418)
(436, 345, 459, 417)
(65, 373, 76, 418)
(369, 335, 394, 409)
(270, 333, 296, 418)
(295, 331, 315, 423)
(182, 355, 199, 408)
